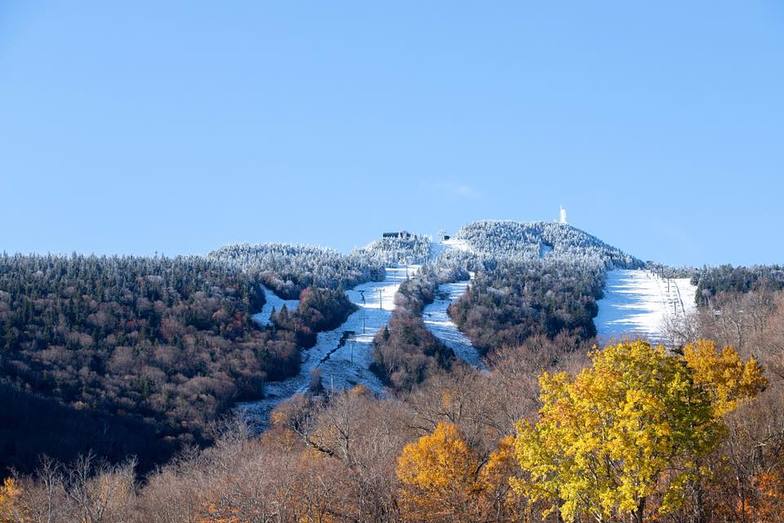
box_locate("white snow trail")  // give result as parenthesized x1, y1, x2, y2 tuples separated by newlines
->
(423, 237, 484, 369)
(422, 278, 486, 369)
(595, 269, 697, 345)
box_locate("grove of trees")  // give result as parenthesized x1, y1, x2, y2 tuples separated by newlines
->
(371, 270, 454, 391)
(450, 259, 605, 354)
(454, 220, 644, 269)
(692, 264, 784, 306)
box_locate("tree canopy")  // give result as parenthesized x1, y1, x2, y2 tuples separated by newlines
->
(513, 340, 766, 523)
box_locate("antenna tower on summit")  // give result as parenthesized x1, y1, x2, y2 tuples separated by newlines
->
(559, 206, 568, 224)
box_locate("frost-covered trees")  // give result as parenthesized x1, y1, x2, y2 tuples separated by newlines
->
(354, 235, 432, 266)
(371, 267, 454, 390)
(454, 220, 643, 269)
(451, 258, 605, 354)
(693, 264, 784, 306)
(209, 243, 385, 298)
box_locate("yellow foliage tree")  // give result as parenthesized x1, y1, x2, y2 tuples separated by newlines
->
(0, 478, 21, 523)
(512, 340, 766, 523)
(396, 422, 482, 521)
(396, 422, 523, 521)
(479, 435, 527, 518)
(683, 339, 767, 416)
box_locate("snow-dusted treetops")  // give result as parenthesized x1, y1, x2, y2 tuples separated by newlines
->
(210, 221, 643, 296)
(354, 235, 432, 266)
(208, 243, 385, 299)
(453, 220, 644, 269)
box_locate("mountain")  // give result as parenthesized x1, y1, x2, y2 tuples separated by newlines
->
(452, 220, 644, 269)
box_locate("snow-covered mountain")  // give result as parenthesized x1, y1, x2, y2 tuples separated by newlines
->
(215, 222, 695, 426)
(453, 220, 644, 269)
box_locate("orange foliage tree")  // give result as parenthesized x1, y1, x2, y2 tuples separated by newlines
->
(396, 422, 520, 521)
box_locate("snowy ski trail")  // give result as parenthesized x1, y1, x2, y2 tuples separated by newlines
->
(595, 269, 697, 345)
(423, 238, 484, 368)
(422, 277, 485, 369)
(238, 266, 417, 425)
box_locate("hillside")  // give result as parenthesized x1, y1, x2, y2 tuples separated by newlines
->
(3, 225, 784, 523)
(453, 220, 644, 269)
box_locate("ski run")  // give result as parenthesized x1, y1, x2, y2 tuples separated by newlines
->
(595, 269, 697, 345)
(238, 266, 417, 425)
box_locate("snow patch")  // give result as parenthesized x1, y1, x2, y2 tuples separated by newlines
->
(442, 237, 473, 253)
(251, 285, 299, 327)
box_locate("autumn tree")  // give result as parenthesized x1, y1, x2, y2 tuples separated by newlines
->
(683, 339, 767, 416)
(396, 422, 520, 522)
(513, 340, 766, 523)
(397, 422, 481, 521)
(0, 478, 22, 523)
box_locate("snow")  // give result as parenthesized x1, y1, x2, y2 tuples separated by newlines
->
(251, 285, 299, 327)
(442, 237, 473, 253)
(595, 270, 697, 345)
(423, 276, 486, 369)
(424, 238, 485, 369)
(238, 266, 418, 425)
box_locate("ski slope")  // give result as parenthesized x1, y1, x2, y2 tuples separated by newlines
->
(238, 266, 417, 425)
(251, 285, 299, 327)
(423, 278, 485, 369)
(595, 270, 697, 344)
(423, 238, 484, 368)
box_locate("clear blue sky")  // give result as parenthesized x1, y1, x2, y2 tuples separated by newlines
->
(1, 1, 782, 266)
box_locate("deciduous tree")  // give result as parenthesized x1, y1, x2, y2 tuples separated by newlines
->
(513, 340, 765, 523)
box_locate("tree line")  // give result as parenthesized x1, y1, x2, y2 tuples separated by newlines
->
(692, 264, 784, 306)
(208, 243, 385, 299)
(454, 220, 644, 268)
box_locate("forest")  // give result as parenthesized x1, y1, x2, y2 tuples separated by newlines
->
(450, 258, 605, 354)
(454, 221, 644, 268)
(355, 235, 433, 266)
(371, 267, 455, 391)
(208, 244, 385, 299)
(692, 264, 784, 306)
(3, 283, 783, 522)
(0, 254, 357, 475)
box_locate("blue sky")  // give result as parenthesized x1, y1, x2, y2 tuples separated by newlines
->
(1, 1, 782, 266)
